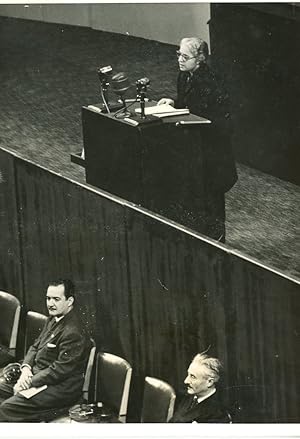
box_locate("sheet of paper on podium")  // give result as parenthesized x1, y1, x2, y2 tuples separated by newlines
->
(135, 104, 190, 118)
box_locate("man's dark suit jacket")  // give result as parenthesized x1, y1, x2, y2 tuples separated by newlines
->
(169, 392, 229, 423)
(175, 63, 238, 194)
(24, 309, 89, 389)
(0, 309, 90, 422)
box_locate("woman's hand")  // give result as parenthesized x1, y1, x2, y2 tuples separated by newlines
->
(157, 98, 174, 106)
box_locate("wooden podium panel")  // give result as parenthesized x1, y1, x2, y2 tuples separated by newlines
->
(82, 105, 211, 227)
(83, 108, 145, 203)
(140, 121, 207, 214)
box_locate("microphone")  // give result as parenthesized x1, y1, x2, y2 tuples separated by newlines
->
(96, 65, 113, 113)
(111, 72, 130, 98)
(97, 65, 113, 89)
(136, 77, 150, 88)
(111, 72, 131, 118)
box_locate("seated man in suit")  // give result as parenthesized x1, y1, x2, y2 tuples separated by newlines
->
(0, 279, 90, 422)
(169, 353, 229, 423)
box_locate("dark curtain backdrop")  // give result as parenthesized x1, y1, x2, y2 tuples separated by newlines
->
(0, 147, 299, 422)
(0, 149, 23, 299)
(229, 257, 300, 421)
(124, 209, 231, 377)
(15, 159, 132, 345)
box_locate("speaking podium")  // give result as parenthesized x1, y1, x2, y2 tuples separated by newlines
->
(82, 103, 212, 230)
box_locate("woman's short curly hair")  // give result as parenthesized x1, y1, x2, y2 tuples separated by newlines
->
(180, 37, 209, 63)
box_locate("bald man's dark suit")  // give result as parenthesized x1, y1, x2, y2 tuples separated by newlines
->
(169, 392, 229, 423)
(0, 309, 89, 422)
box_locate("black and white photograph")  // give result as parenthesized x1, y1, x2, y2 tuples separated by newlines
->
(0, 1, 299, 437)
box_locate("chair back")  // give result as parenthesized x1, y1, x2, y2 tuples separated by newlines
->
(82, 338, 96, 402)
(95, 352, 132, 422)
(141, 376, 176, 423)
(24, 311, 48, 353)
(0, 291, 21, 353)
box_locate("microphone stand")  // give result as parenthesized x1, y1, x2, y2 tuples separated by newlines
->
(120, 96, 127, 114)
(136, 78, 150, 119)
(139, 88, 146, 119)
(100, 83, 110, 113)
(132, 78, 161, 125)
(114, 94, 131, 118)
(97, 67, 112, 113)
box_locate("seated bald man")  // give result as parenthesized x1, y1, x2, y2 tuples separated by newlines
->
(0, 279, 90, 422)
(169, 353, 229, 423)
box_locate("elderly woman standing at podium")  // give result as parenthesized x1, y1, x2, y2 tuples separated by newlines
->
(158, 37, 237, 242)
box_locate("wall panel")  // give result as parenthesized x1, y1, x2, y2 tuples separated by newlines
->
(42, 4, 91, 27)
(0, 4, 43, 21)
(90, 3, 210, 45)
(0, 4, 89, 26)
(0, 3, 210, 46)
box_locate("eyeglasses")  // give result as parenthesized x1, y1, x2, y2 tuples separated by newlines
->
(176, 50, 196, 62)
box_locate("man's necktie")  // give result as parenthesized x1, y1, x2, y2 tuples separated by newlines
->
(189, 396, 198, 410)
(46, 318, 57, 337)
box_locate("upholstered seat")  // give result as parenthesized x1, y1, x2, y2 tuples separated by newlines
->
(94, 352, 132, 423)
(24, 311, 48, 353)
(141, 376, 176, 423)
(0, 291, 21, 367)
(0, 309, 46, 379)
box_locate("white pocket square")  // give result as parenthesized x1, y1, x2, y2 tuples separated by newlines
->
(47, 343, 56, 348)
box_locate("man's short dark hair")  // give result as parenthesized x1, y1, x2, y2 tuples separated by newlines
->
(48, 279, 75, 300)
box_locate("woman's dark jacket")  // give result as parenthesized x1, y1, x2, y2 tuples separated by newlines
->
(175, 62, 237, 193)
